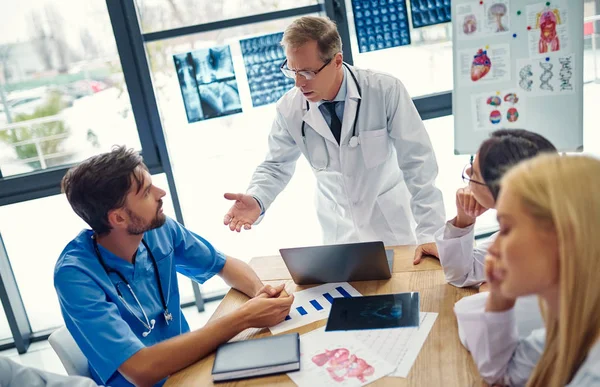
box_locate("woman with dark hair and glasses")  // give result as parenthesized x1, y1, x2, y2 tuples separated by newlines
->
(417, 129, 557, 288)
(430, 130, 558, 338)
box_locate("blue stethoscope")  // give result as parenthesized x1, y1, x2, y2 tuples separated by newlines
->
(301, 63, 362, 171)
(93, 237, 173, 337)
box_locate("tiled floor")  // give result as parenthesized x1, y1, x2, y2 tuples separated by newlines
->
(0, 300, 221, 376)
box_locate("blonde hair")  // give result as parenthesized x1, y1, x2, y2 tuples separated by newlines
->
(501, 154, 600, 386)
(281, 16, 342, 62)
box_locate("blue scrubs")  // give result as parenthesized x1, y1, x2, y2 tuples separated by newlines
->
(54, 217, 226, 387)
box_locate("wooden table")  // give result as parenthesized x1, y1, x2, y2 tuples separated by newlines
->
(166, 247, 482, 386)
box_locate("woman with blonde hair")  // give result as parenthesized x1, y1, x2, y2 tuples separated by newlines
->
(455, 154, 600, 386)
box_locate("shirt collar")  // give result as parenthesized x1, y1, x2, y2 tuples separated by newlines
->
(317, 65, 347, 107)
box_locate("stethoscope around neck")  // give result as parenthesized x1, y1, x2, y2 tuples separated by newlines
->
(301, 62, 362, 171)
(93, 236, 173, 337)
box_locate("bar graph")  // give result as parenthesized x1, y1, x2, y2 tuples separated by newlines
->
(270, 283, 362, 335)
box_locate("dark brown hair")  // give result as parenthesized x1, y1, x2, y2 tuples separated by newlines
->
(478, 129, 557, 200)
(61, 146, 147, 235)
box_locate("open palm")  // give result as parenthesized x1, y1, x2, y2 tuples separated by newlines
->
(223, 193, 261, 232)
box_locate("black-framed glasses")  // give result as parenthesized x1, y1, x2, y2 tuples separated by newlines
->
(462, 155, 487, 186)
(280, 57, 333, 80)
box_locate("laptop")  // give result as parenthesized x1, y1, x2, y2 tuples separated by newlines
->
(279, 241, 393, 285)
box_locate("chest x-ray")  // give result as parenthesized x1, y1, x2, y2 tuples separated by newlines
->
(174, 45, 242, 123)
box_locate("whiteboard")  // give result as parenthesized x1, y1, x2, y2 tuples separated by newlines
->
(452, 0, 584, 154)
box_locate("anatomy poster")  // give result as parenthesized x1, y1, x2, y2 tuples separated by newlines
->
(458, 44, 511, 86)
(472, 90, 525, 131)
(516, 54, 575, 96)
(456, 0, 510, 40)
(485, 1, 511, 34)
(288, 329, 394, 386)
(526, 3, 569, 57)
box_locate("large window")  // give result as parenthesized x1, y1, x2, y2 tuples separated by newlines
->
(0, 0, 141, 178)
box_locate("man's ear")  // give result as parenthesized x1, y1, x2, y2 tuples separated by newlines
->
(334, 52, 343, 68)
(107, 208, 127, 230)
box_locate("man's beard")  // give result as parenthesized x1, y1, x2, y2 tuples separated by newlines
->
(125, 207, 166, 235)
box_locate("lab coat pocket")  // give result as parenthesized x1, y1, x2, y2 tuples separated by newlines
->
(376, 185, 415, 245)
(360, 128, 389, 169)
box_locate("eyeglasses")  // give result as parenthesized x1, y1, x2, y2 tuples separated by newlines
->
(280, 57, 333, 80)
(462, 155, 487, 186)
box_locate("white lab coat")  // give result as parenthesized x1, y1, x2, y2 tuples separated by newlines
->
(247, 66, 445, 246)
(454, 293, 600, 386)
(434, 220, 492, 288)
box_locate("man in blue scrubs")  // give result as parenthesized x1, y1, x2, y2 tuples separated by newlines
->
(54, 146, 294, 387)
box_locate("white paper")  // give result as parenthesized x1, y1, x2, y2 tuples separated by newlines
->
(458, 44, 511, 86)
(288, 328, 395, 386)
(392, 312, 438, 377)
(484, 1, 510, 35)
(456, 2, 485, 39)
(526, 3, 569, 58)
(269, 283, 362, 335)
(471, 89, 526, 131)
(352, 312, 438, 378)
(456, 0, 510, 40)
(516, 54, 575, 96)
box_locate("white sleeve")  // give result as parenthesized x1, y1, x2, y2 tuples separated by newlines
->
(0, 357, 99, 387)
(246, 108, 302, 217)
(454, 292, 546, 387)
(434, 221, 493, 287)
(387, 79, 445, 245)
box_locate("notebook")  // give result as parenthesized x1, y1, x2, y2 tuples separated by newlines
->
(211, 333, 300, 382)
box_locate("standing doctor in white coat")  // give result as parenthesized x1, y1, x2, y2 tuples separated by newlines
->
(223, 16, 445, 258)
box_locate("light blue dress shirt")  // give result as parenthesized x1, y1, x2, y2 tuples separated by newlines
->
(317, 66, 347, 128)
(54, 217, 226, 387)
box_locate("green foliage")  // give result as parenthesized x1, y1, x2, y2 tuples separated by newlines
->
(0, 91, 69, 168)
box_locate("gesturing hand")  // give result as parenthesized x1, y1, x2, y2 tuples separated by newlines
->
(223, 193, 261, 232)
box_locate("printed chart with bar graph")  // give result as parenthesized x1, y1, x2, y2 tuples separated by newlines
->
(270, 282, 362, 335)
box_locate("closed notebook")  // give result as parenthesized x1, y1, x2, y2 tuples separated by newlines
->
(211, 333, 300, 382)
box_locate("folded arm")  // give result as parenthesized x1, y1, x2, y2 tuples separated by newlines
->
(435, 221, 493, 287)
(454, 292, 545, 386)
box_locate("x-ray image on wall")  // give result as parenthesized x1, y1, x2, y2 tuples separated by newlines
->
(173, 45, 242, 123)
(351, 0, 411, 53)
(410, 0, 451, 28)
(240, 32, 295, 107)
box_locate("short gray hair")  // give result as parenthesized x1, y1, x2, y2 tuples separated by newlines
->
(281, 16, 342, 62)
